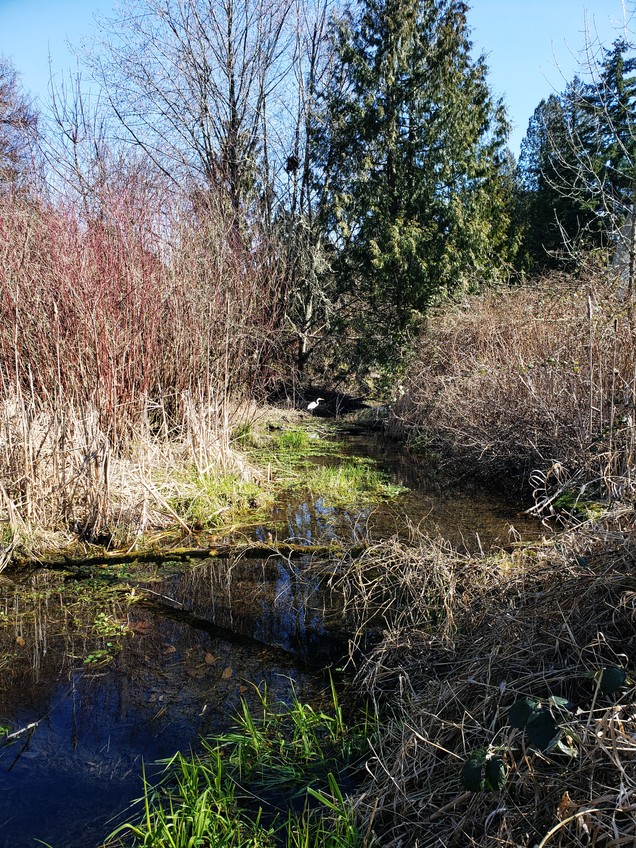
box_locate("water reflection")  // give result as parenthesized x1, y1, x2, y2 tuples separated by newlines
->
(262, 432, 539, 552)
(0, 569, 328, 848)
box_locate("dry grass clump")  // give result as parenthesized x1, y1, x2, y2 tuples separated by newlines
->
(392, 271, 636, 501)
(335, 527, 636, 847)
(0, 390, 264, 558)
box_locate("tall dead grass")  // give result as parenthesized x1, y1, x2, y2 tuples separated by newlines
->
(333, 527, 636, 847)
(0, 186, 286, 548)
(392, 271, 636, 504)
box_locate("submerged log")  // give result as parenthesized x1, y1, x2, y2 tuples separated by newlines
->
(26, 541, 368, 572)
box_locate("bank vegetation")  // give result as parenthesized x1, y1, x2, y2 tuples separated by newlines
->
(393, 268, 636, 509)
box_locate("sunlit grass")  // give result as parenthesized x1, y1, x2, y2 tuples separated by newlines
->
(168, 467, 272, 530)
(245, 426, 341, 487)
(301, 459, 407, 507)
(105, 681, 369, 848)
(245, 425, 407, 511)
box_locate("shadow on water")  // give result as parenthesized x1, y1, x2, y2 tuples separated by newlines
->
(0, 432, 542, 847)
(0, 563, 333, 848)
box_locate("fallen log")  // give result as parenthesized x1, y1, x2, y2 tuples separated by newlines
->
(21, 541, 368, 572)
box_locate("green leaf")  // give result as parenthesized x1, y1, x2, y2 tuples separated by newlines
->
(547, 695, 577, 713)
(460, 750, 486, 792)
(508, 698, 539, 728)
(598, 667, 627, 694)
(525, 708, 560, 750)
(484, 755, 507, 791)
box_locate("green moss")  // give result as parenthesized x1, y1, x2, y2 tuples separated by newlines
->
(553, 490, 607, 521)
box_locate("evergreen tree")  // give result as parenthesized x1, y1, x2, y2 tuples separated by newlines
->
(582, 38, 636, 225)
(516, 87, 595, 269)
(517, 38, 636, 276)
(318, 0, 515, 372)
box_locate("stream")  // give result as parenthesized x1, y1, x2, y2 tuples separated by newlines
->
(0, 432, 540, 848)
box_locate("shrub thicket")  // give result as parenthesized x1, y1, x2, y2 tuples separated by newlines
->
(392, 271, 636, 505)
(0, 187, 286, 542)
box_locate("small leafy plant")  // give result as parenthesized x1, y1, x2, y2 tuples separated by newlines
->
(460, 749, 508, 792)
(460, 665, 634, 795)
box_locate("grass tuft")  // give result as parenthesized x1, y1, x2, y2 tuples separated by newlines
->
(104, 682, 368, 848)
(301, 460, 407, 507)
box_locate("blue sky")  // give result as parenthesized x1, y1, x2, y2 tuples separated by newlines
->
(0, 0, 630, 156)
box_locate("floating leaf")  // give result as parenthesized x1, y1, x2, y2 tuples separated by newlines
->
(222, 667, 233, 680)
(485, 755, 507, 791)
(460, 750, 486, 792)
(598, 667, 627, 695)
(526, 708, 560, 750)
(508, 698, 539, 728)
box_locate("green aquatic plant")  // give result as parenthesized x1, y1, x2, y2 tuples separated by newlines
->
(302, 459, 407, 507)
(277, 428, 313, 452)
(105, 682, 368, 848)
(169, 468, 270, 530)
(83, 646, 119, 665)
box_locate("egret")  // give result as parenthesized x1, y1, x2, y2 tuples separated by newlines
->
(307, 397, 324, 413)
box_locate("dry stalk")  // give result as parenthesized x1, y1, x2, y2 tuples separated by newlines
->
(334, 525, 636, 847)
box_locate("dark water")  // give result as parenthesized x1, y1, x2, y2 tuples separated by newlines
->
(0, 565, 327, 848)
(0, 433, 539, 848)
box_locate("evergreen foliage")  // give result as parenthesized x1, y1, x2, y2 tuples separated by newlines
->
(517, 37, 636, 276)
(316, 0, 516, 372)
(516, 87, 595, 269)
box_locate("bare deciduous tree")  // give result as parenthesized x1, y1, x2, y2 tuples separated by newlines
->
(87, 0, 294, 212)
(0, 58, 38, 191)
(281, 0, 338, 375)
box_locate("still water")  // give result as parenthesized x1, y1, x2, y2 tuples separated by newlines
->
(0, 433, 539, 847)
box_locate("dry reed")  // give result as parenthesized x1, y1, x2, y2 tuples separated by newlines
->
(0, 185, 287, 553)
(332, 526, 636, 847)
(393, 271, 636, 503)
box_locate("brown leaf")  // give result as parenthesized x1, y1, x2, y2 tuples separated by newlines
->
(15, 636, 25, 647)
(164, 645, 177, 654)
(204, 653, 216, 665)
(221, 667, 233, 680)
(557, 791, 574, 821)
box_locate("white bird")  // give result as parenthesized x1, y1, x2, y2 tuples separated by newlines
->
(307, 397, 324, 412)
